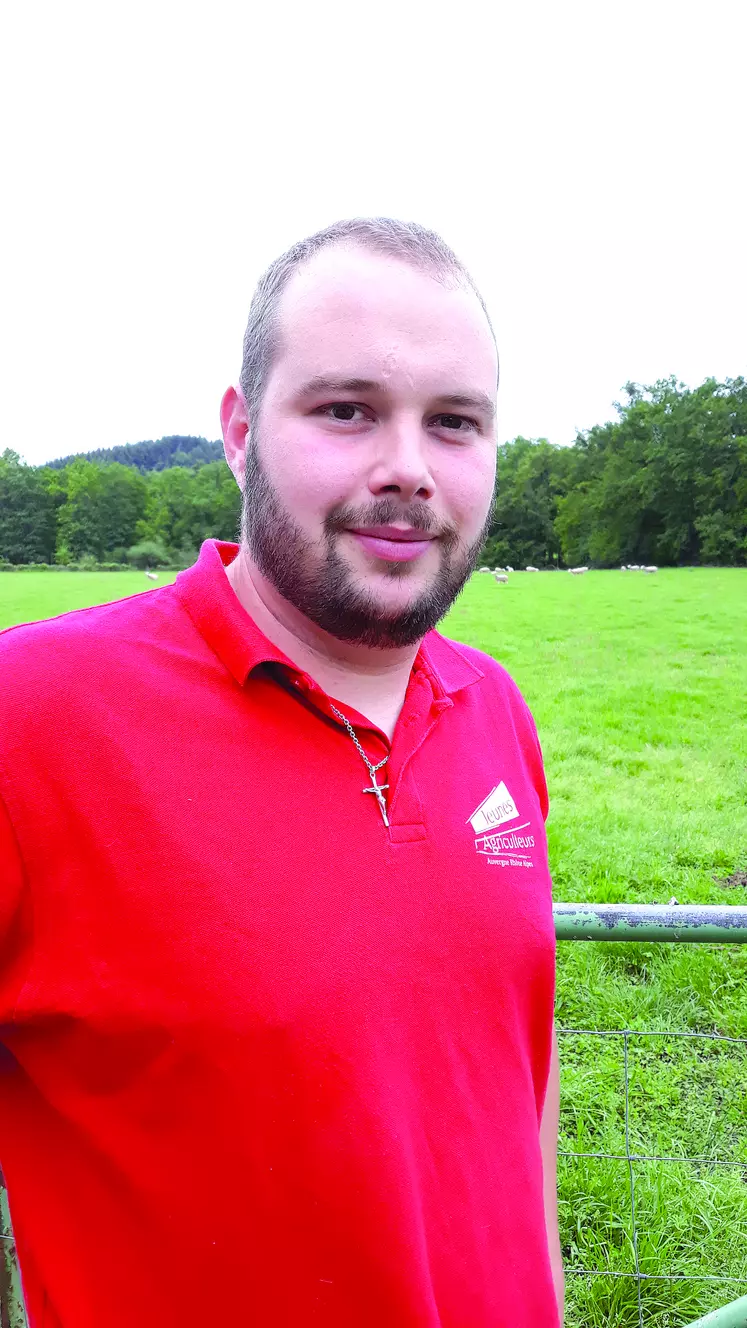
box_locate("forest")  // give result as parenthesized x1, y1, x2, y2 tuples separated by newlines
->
(1, 377, 745, 569)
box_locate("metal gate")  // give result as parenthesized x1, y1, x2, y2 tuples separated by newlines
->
(556, 904, 747, 1327)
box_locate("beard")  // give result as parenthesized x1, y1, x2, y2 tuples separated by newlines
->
(242, 439, 495, 649)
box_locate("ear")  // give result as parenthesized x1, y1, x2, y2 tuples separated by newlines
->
(221, 386, 250, 489)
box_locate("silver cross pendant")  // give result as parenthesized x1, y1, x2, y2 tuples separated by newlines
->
(363, 772, 390, 827)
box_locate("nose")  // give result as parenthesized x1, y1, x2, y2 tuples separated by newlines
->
(366, 417, 436, 503)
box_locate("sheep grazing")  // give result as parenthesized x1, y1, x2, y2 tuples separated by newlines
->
(477, 567, 491, 573)
(493, 573, 509, 584)
(144, 571, 159, 580)
(525, 566, 539, 572)
(506, 565, 514, 573)
(642, 565, 658, 573)
(568, 566, 588, 575)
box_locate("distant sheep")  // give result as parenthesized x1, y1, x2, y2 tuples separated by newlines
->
(144, 571, 159, 580)
(525, 566, 539, 572)
(493, 573, 509, 584)
(477, 567, 491, 573)
(620, 565, 627, 571)
(506, 565, 514, 572)
(568, 566, 588, 575)
(642, 565, 658, 573)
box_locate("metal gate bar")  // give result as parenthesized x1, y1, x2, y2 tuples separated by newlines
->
(554, 902, 747, 943)
(687, 1291, 747, 1326)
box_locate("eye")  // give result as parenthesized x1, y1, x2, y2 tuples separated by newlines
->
(319, 403, 368, 423)
(433, 413, 478, 433)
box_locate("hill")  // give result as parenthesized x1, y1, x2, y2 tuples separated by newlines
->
(44, 435, 223, 473)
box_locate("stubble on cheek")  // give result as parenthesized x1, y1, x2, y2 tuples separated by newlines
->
(242, 430, 496, 647)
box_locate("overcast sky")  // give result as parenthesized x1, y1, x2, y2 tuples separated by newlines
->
(3, 0, 745, 467)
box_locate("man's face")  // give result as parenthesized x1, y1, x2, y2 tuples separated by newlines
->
(242, 244, 498, 648)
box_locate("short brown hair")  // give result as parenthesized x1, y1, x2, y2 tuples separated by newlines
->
(239, 217, 497, 423)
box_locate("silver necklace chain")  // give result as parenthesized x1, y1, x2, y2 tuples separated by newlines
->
(328, 705, 388, 773)
(328, 703, 390, 827)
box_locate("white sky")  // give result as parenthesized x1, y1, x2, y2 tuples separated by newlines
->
(2, 0, 745, 466)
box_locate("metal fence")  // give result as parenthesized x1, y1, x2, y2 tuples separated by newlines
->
(556, 903, 747, 1328)
(2, 903, 747, 1328)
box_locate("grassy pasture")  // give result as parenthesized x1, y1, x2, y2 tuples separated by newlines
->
(2, 566, 746, 1325)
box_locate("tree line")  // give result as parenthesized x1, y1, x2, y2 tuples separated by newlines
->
(484, 376, 745, 568)
(45, 434, 223, 474)
(0, 454, 241, 569)
(1, 377, 745, 569)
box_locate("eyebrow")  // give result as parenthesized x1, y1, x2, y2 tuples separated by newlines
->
(295, 375, 496, 422)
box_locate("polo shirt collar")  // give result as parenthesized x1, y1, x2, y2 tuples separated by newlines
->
(175, 539, 484, 698)
(420, 629, 484, 698)
(175, 540, 292, 685)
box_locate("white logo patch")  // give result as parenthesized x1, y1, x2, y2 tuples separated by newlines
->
(468, 781, 519, 834)
(467, 781, 536, 868)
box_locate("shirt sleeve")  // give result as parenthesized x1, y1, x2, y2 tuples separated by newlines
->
(0, 787, 30, 1023)
(521, 699, 550, 822)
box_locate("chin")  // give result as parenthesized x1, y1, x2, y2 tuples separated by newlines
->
(358, 565, 432, 595)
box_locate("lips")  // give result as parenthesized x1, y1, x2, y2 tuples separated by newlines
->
(345, 527, 437, 564)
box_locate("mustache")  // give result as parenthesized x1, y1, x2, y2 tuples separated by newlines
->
(325, 499, 457, 543)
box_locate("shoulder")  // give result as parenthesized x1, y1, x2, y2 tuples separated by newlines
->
(0, 584, 180, 717)
(426, 629, 534, 717)
(0, 582, 169, 659)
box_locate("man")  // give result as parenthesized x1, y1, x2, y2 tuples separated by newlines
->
(0, 218, 563, 1326)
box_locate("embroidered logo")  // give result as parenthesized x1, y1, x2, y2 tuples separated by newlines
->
(467, 781, 536, 867)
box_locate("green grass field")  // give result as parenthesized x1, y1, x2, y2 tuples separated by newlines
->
(2, 566, 746, 1326)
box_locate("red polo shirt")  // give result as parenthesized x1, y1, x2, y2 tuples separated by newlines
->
(0, 539, 557, 1327)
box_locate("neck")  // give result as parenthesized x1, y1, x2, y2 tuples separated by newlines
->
(225, 544, 421, 737)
